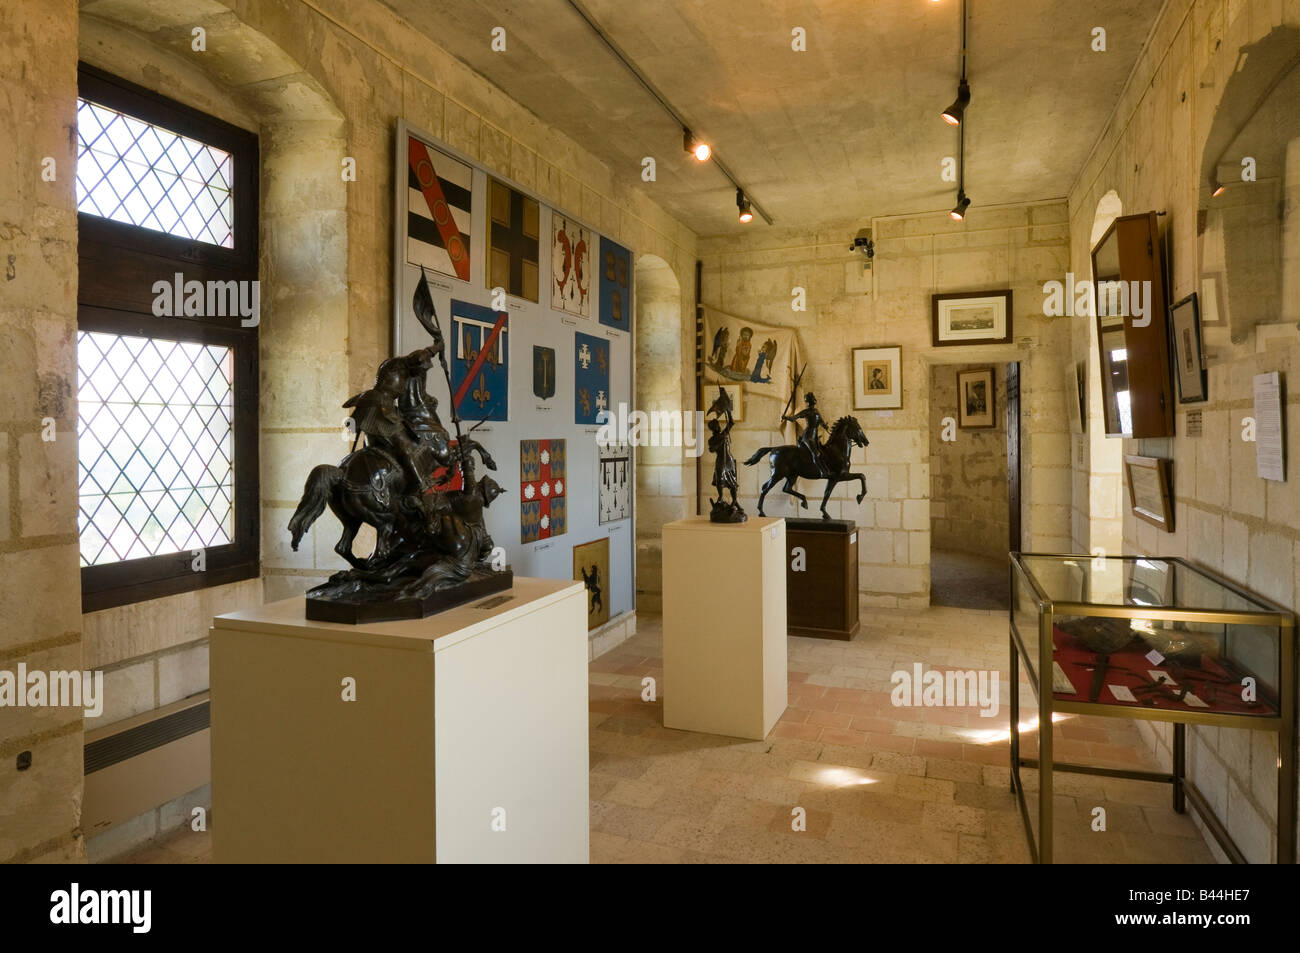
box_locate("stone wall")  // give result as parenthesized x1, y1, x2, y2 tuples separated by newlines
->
(0, 0, 85, 865)
(1066, 0, 1300, 862)
(4, 0, 698, 862)
(929, 363, 1009, 561)
(698, 204, 1074, 609)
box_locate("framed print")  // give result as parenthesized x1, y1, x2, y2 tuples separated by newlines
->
(852, 346, 901, 410)
(717, 383, 744, 422)
(931, 290, 1012, 346)
(1124, 454, 1174, 532)
(1169, 292, 1207, 404)
(956, 367, 996, 429)
(573, 537, 610, 629)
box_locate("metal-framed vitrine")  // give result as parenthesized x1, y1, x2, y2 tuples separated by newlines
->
(1009, 553, 1295, 864)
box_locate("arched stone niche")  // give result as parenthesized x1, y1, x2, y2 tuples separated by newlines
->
(632, 254, 685, 612)
(1196, 26, 1300, 345)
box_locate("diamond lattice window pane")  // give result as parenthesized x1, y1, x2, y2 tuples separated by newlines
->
(76, 99, 235, 249)
(78, 330, 235, 567)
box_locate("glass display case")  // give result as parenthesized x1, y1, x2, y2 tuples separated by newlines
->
(1009, 553, 1295, 864)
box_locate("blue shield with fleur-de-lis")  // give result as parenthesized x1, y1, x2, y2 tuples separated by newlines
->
(449, 298, 508, 421)
(533, 345, 556, 400)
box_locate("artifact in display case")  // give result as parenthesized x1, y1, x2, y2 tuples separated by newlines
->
(286, 271, 511, 623)
(1009, 553, 1294, 864)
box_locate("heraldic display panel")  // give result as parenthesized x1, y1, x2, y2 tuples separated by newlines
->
(393, 120, 634, 624)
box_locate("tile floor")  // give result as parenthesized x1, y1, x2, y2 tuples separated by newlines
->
(930, 549, 1011, 611)
(122, 605, 1213, 864)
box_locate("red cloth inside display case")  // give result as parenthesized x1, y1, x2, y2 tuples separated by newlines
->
(1050, 624, 1276, 716)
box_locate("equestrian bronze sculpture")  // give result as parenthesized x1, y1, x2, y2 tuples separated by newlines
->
(744, 369, 870, 520)
(287, 271, 511, 623)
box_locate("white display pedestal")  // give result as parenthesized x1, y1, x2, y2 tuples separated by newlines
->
(662, 516, 788, 740)
(210, 577, 588, 863)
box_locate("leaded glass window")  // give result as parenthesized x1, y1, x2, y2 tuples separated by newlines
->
(77, 332, 235, 566)
(76, 98, 235, 248)
(76, 63, 259, 611)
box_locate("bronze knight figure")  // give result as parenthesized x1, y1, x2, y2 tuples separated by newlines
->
(286, 271, 510, 623)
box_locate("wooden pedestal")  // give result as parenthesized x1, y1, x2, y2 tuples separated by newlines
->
(785, 518, 859, 640)
(661, 516, 787, 740)
(210, 577, 589, 863)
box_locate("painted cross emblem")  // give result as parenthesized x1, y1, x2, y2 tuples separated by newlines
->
(578, 343, 592, 369)
(596, 390, 608, 412)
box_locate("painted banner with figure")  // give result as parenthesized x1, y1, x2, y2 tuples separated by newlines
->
(701, 306, 802, 401)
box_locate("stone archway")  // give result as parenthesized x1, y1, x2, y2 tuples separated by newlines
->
(632, 254, 685, 613)
(78, 0, 350, 600)
(1086, 190, 1124, 559)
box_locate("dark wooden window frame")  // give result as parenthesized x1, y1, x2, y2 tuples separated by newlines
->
(77, 63, 260, 612)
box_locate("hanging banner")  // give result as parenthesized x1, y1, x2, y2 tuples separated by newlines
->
(701, 306, 803, 401)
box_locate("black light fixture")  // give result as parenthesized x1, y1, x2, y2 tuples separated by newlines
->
(563, 0, 771, 223)
(950, 189, 971, 221)
(737, 188, 754, 223)
(941, 80, 970, 126)
(946, 0, 971, 221)
(684, 129, 711, 162)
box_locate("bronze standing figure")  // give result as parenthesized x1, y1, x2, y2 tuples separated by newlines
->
(706, 387, 747, 523)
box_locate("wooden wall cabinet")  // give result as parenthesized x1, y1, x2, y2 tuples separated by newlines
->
(1091, 211, 1175, 438)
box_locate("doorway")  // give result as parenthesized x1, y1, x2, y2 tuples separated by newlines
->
(928, 361, 1018, 610)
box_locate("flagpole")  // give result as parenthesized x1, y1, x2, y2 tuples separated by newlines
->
(418, 265, 468, 481)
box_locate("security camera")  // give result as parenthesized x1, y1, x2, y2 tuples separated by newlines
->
(850, 228, 874, 262)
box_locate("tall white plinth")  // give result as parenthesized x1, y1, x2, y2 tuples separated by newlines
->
(210, 577, 588, 863)
(662, 516, 787, 739)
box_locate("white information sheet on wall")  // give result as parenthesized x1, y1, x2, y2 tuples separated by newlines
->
(1253, 371, 1286, 481)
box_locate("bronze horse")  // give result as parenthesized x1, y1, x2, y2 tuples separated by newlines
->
(744, 415, 869, 519)
(288, 440, 497, 576)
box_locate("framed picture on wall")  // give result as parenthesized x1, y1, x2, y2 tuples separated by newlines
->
(1124, 454, 1174, 532)
(852, 346, 901, 409)
(957, 367, 996, 429)
(931, 290, 1012, 346)
(717, 383, 744, 422)
(1169, 292, 1207, 403)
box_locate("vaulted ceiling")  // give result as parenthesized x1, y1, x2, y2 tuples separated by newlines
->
(381, 0, 1165, 235)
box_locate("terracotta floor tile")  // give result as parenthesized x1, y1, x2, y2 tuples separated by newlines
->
(118, 609, 1216, 866)
(818, 727, 869, 747)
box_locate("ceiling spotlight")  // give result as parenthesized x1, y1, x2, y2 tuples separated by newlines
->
(942, 80, 971, 125)
(684, 129, 711, 162)
(950, 190, 971, 221)
(1211, 180, 1226, 197)
(737, 188, 754, 223)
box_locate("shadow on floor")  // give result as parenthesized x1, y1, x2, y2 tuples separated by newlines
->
(930, 549, 1010, 611)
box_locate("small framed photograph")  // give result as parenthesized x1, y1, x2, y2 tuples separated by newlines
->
(1168, 292, 1207, 403)
(853, 346, 901, 410)
(716, 383, 744, 422)
(1124, 454, 1174, 532)
(931, 290, 1012, 346)
(957, 367, 996, 429)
